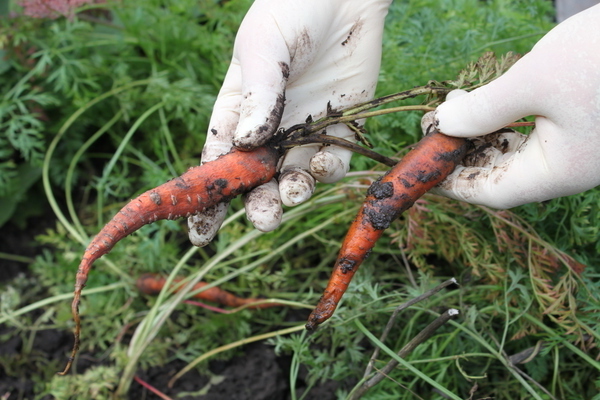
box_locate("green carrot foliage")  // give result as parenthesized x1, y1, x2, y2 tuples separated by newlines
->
(1, 0, 598, 399)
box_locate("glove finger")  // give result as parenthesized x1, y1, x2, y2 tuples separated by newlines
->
(279, 168, 316, 207)
(434, 124, 570, 208)
(278, 139, 317, 207)
(202, 63, 244, 161)
(189, 64, 245, 247)
(461, 129, 527, 169)
(232, 16, 291, 149)
(244, 179, 283, 232)
(309, 123, 354, 183)
(434, 57, 542, 137)
(188, 202, 230, 247)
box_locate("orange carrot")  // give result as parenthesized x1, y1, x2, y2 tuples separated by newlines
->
(305, 130, 469, 330)
(59, 145, 280, 375)
(136, 273, 283, 309)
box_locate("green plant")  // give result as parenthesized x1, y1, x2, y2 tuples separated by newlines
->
(1, 0, 598, 399)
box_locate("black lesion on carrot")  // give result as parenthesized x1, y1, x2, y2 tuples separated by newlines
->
(399, 177, 414, 189)
(367, 179, 394, 200)
(433, 148, 464, 162)
(434, 140, 472, 163)
(206, 178, 229, 196)
(339, 258, 356, 274)
(174, 178, 191, 190)
(364, 196, 414, 231)
(214, 178, 228, 189)
(120, 220, 130, 232)
(414, 169, 441, 184)
(363, 207, 392, 231)
(149, 191, 162, 205)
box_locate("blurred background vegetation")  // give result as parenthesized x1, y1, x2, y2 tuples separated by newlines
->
(0, 0, 598, 399)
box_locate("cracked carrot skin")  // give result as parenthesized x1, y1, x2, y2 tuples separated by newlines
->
(59, 145, 280, 375)
(305, 130, 470, 330)
(136, 273, 282, 309)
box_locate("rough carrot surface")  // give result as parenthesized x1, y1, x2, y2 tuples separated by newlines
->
(305, 131, 470, 330)
(136, 273, 283, 309)
(59, 145, 280, 375)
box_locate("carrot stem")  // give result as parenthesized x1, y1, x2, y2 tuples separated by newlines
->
(133, 375, 173, 400)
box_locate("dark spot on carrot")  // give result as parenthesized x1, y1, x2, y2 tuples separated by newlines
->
(399, 178, 414, 189)
(434, 146, 471, 162)
(415, 170, 441, 184)
(367, 179, 394, 200)
(363, 207, 393, 231)
(339, 258, 356, 274)
(149, 191, 161, 205)
(214, 178, 228, 189)
(175, 178, 191, 190)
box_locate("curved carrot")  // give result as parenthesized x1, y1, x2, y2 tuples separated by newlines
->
(305, 131, 470, 330)
(136, 273, 283, 309)
(59, 145, 280, 375)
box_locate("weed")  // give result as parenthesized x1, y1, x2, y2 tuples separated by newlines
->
(1, 0, 597, 399)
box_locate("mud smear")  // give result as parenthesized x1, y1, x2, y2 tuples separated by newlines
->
(341, 19, 363, 47)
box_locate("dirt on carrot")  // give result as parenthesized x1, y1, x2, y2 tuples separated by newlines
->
(136, 273, 283, 309)
(59, 145, 280, 375)
(305, 130, 470, 330)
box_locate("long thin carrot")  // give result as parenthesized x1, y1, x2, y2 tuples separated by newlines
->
(305, 130, 470, 330)
(59, 145, 280, 375)
(136, 273, 283, 309)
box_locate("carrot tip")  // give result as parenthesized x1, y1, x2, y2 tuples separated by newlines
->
(305, 321, 318, 331)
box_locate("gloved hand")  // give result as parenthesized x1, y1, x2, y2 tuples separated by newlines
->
(432, 4, 600, 209)
(189, 0, 392, 246)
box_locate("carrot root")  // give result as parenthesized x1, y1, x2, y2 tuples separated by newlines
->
(59, 145, 280, 375)
(136, 273, 283, 309)
(305, 131, 470, 330)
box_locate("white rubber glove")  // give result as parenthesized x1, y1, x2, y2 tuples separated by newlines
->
(432, 5, 600, 209)
(189, 0, 392, 246)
